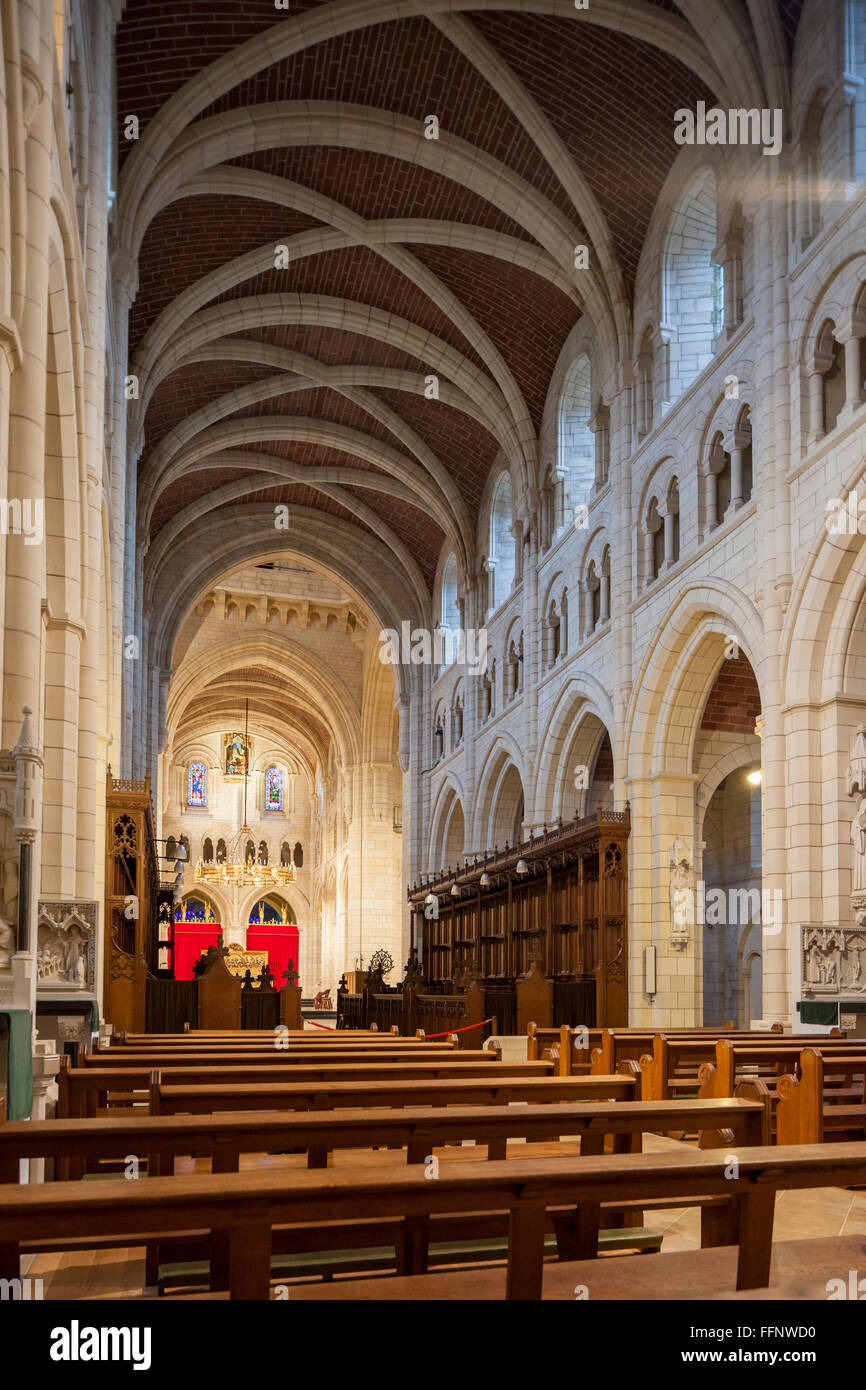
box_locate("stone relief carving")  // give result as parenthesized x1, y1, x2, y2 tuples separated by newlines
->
(802, 925, 866, 995)
(36, 901, 97, 993)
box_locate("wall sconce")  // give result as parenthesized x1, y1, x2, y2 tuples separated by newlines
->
(747, 769, 762, 786)
(515, 858, 529, 875)
(450, 883, 460, 897)
(479, 872, 490, 887)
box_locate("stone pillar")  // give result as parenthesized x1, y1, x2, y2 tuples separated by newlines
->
(28, 1038, 60, 1181)
(12, 706, 42, 1022)
(2, 12, 50, 750)
(705, 444, 724, 531)
(639, 522, 653, 583)
(589, 402, 610, 488)
(807, 367, 827, 445)
(660, 503, 675, 570)
(585, 572, 599, 639)
(599, 567, 610, 626)
(724, 426, 750, 512)
(836, 310, 866, 420)
(714, 225, 745, 338)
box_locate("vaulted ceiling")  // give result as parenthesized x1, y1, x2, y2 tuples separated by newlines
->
(118, 0, 805, 638)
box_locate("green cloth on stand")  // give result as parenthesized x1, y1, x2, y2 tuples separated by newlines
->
(89, 1000, 99, 1032)
(797, 1000, 839, 1026)
(0, 1008, 33, 1119)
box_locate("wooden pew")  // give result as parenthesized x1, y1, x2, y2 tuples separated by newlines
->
(58, 1059, 555, 1119)
(639, 1034, 855, 1103)
(117, 1028, 402, 1041)
(0, 1097, 764, 1286)
(0, 1096, 766, 1181)
(4, 1140, 866, 1298)
(82, 1045, 463, 1068)
(99, 1045, 447, 1050)
(699, 1038, 866, 1101)
(528, 1024, 745, 1076)
(151, 1072, 636, 1117)
(775, 1048, 866, 1144)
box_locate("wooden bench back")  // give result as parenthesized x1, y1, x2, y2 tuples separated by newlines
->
(58, 1057, 551, 1117)
(5, 1139, 866, 1298)
(775, 1048, 866, 1144)
(151, 1071, 634, 1116)
(0, 1096, 765, 1182)
(700, 1039, 866, 1099)
(81, 1045, 462, 1069)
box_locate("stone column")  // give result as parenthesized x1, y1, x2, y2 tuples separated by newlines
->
(29, 1038, 60, 1181)
(836, 310, 866, 420)
(599, 568, 610, 626)
(725, 426, 750, 512)
(705, 443, 724, 531)
(589, 402, 610, 488)
(807, 366, 827, 446)
(2, 9, 50, 750)
(660, 502, 675, 570)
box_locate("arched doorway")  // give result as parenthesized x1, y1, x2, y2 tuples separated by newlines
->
(701, 765, 763, 1024)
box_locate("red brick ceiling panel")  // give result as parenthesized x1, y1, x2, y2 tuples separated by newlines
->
(209, 245, 485, 367)
(243, 438, 389, 476)
(337, 485, 444, 588)
(130, 196, 322, 349)
(201, 17, 575, 221)
(370, 388, 500, 516)
(469, 12, 715, 293)
(229, 148, 537, 243)
(213, 483, 377, 538)
(233, 324, 428, 373)
(224, 386, 407, 454)
(409, 243, 579, 430)
(699, 654, 762, 734)
(144, 361, 278, 457)
(150, 466, 255, 538)
(115, 0, 327, 168)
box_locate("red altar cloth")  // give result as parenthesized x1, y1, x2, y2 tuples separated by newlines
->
(173, 924, 221, 980)
(246, 925, 300, 990)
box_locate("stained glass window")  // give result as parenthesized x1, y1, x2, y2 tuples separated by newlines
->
(265, 766, 283, 812)
(187, 762, 206, 807)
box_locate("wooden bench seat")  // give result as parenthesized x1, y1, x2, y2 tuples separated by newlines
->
(59, 1059, 554, 1118)
(151, 1072, 636, 1116)
(283, 1234, 866, 1301)
(6, 1141, 866, 1298)
(81, 1045, 465, 1069)
(6, 1097, 760, 1283)
(1, 1096, 764, 1179)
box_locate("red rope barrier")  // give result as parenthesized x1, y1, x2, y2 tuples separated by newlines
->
(302, 1016, 494, 1038)
(422, 1018, 494, 1039)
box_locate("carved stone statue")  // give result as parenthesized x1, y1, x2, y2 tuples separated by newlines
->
(852, 797, 866, 895)
(668, 837, 693, 950)
(0, 915, 14, 968)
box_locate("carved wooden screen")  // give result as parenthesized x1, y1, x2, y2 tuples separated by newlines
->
(411, 808, 630, 1027)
